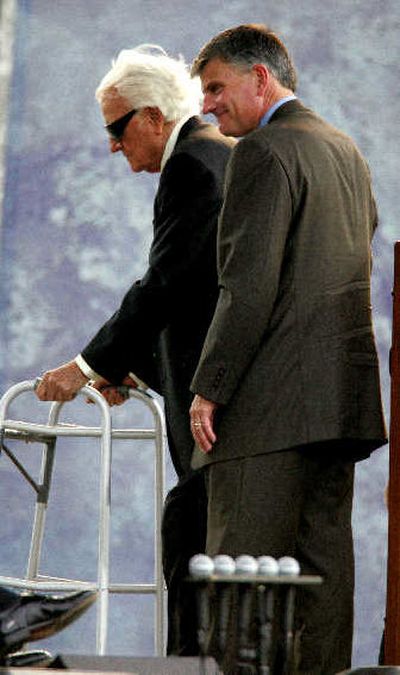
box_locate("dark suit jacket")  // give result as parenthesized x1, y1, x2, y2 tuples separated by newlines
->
(191, 100, 387, 468)
(81, 116, 235, 477)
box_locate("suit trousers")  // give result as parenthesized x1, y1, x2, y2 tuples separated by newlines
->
(204, 446, 356, 675)
(162, 471, 207, 655)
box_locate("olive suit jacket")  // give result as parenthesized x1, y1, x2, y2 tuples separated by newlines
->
(81, 116, 235, 478)
(191, 99, 387, 468)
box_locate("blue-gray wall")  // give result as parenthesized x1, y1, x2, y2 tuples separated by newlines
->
(0, 0, 398, 666)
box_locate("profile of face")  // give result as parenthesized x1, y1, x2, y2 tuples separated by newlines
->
(101, 92, 165, 173)
(200, 58, 266, 137)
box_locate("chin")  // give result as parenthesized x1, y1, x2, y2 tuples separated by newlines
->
(129, 163, 143, 173)
(219, 124, 240, 138)
(217, 119, 239, 137)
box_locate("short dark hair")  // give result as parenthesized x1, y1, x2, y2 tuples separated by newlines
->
(191, 24, 297, 92)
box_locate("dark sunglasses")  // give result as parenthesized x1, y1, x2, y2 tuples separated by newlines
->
(105, 109, 138, 141)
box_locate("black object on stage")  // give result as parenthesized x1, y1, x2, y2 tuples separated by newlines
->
(188, 553, 323, 675)
(50, 653, 220, 674)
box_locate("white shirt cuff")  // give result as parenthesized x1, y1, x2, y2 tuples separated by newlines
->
(74, 356, 148, 390)
(75, 354, 102, 381)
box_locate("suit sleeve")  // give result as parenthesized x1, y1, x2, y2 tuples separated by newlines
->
(190, 135, 293, 404)
(81, 152, 222, 383)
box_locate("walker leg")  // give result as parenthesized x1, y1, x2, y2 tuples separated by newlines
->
(26, 439, 56, 579)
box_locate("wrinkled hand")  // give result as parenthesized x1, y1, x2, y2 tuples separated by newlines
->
(35, 361, 89, 401)
(89, 375, 138, 406)
(190, 394, 219, 453)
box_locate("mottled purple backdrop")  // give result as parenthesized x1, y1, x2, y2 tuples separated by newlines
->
(0, 0, 399, 667)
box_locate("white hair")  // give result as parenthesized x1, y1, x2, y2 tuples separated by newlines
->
(96, 44, 202, 121)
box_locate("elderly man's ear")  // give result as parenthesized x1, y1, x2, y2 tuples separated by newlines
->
(143, 106, 165, 132)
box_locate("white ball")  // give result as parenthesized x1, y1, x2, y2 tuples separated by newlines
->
(213, 554, 236, 576)
(278, 556, 300, 576)
(257, 555, 279, 576)
(235, 554, 258, 575)
(189, 554, 214, 578)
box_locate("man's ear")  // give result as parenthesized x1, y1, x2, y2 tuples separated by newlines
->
(144, 106, 165, 132)
(252, 64, 270, 95)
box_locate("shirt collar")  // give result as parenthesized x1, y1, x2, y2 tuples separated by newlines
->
(160, 114, 194, 172)
(259, 95, 297, 128)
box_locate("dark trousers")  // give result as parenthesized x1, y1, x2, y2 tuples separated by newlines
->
(205, 446, 356, 675)
(162, 471, 207, 655)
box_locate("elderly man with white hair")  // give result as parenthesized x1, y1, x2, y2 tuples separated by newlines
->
(36, 45, 234, 654)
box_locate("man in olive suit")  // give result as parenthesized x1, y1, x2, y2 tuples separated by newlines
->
(189, 24, 387, 674)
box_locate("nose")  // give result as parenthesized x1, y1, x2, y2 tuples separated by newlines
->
(109, 137, 122, 153)
(202, 93, 216, 115)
